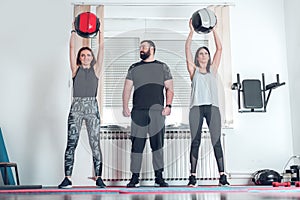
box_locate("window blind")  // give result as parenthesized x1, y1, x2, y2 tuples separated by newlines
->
(99, 38, 207, 108)
(102, 37, 139, 107)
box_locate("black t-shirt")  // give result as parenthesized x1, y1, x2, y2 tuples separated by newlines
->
(126, 60, 172, 110)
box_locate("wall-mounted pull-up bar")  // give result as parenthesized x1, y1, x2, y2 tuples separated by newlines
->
(231, 73, 285, 113)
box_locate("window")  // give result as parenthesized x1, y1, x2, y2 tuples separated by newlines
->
(102, 37, 139, 107)
(75, 4, 233, 127)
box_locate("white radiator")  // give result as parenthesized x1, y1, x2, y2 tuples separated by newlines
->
(100, 128, 222, 182)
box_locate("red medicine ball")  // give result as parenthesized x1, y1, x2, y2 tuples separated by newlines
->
(74, 12, 100, 38)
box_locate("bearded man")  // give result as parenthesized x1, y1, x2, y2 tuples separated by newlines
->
(122, 40, 174, 187)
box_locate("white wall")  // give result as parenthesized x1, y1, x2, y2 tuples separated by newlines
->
(0, 0, 73, 186)
(227, 0, 293, 175)
(0, 0, 296, 186)
(284, 0, 300, 155)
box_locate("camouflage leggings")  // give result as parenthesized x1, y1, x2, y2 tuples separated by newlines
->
(64, 97, 103, 176)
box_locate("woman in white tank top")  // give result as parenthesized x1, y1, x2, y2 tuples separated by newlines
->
(185, 18, 230, 187)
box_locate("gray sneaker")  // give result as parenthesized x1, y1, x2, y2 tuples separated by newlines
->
(188, 175, 197, 187)
(58, 177, 72, 189)
(155, 177, 169, 187)
(127, 174, 140, 188)
(96, 177, 106, 188)
(219, 174, 230, 186)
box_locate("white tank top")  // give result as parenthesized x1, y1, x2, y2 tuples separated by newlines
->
(190, 70, 219, 108)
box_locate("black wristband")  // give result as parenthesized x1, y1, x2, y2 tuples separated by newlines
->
(71, 30, 76, 33)
(166, 104, 172, 108)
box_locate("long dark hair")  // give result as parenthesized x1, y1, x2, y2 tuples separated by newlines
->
(76, 47, 96, 67)
(194, 46, 211, 73)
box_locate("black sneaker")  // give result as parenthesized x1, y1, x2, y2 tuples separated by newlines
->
(127, 174, 139, 188)
(187, 175, 197, 187)
(96, 177, 106, 188)
(219, 174, 230, 186)
(155, 177, 169, 187)
(58, 177, 72, 189)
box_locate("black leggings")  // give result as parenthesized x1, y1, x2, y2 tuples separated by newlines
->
(189, 105, 224, 174)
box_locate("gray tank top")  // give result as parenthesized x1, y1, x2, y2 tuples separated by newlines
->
(190, 70, 219, 108)
(73, 66, 98, 97)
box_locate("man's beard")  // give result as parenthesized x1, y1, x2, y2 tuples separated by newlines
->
(140, 50, 150, 60)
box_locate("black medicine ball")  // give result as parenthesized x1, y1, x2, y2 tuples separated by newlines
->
(252, 169, 282, 185)
(191, 8, 217, 34)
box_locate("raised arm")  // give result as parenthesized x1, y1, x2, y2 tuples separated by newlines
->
(94, 25, 104, 78)
(122, 79, 133, 117)
(70, 24, 79, 78)
(185, 19, 197, 80)
(210, 28, 222, 74)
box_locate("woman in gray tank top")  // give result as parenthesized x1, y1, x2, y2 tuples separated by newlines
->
(58, 23, 106, 188)
(185, 19, 230, 187)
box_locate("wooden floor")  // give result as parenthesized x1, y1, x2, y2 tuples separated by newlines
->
(1, 193, 298, 200)
(1, 186, 300, 200)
